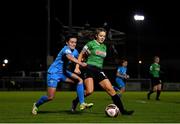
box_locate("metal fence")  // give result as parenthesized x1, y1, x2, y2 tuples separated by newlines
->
(0, 77, 46, 91)
(0, 77, 180, 91)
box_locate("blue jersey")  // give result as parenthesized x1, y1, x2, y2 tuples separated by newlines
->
(66, 48, 79, 71)
(115, 66, 127, 88)
(67, 48, 79, 65)
(48, 45, 79, 74)
(116, 66, 127, 79)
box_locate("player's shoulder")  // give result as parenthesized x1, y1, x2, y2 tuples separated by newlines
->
(84, 40, 96, 48)
(150, 63, 155, 66)
(87, 40, 96, 45)
(117, 66, 123, 70)
(63, 46, 72, 54)
(61, 45, 69, 50)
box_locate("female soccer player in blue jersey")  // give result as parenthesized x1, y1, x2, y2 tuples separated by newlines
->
(32, 34, 93, 115)
(113, 59, 130, 96)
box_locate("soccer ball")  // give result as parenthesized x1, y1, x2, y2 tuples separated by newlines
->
(105, 104, 120, 117)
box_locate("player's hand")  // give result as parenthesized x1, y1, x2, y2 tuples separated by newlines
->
(124, 75, 130, 79)
(80, 62, 87, 67)
(74, 67, 81, 74)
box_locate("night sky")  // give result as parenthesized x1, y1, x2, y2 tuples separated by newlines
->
(1, 0, 180, 81)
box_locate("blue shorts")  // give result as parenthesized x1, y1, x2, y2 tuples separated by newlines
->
(115, 78, 125, 88)
(47, 71, 72, 88)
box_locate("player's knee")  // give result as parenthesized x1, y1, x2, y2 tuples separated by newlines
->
(121, 88, 125, 92)
(48, 96, 55, 101)
(79, 78, 83, 83)
(74, 78, 83, 84)
(157, 87, 161, 90)
(86, 89, 93, 96)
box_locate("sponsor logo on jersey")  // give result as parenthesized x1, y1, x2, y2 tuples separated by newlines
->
(95, 50, 106, 57)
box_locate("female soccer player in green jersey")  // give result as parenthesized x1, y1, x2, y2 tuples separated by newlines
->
(147, 56, 162, 100)
(71, 28, 134, 115)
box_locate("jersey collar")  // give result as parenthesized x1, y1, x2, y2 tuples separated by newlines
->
(95, 40, 101, 45)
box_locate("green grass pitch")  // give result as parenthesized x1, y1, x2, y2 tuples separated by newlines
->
(0, 91, 180, 123)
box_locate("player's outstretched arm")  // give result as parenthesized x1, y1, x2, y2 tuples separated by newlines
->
(66, 54, 87, 67)
(74, 51, 86, 74)
(116, 71, 126, 79)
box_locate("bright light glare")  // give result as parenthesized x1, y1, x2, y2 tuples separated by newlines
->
(134, 14, 145, 21)
(139, 60, 142, 64)
(3, 59, 8, 64)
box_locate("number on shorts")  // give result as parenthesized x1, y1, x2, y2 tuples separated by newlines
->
(100, 72, 106, 77)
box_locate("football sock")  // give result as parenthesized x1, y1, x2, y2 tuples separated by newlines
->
(74, 96, 79, 103)
(148, 90, 154, 95)
(113, 86, 120, 91)
(117, 93, 122, 97)
(36, 95, 48, 107)
(111, 94, 125, 112)
(147, 90, 154, 99)
(156, 90, 161, 100)
(76, 83, 84, 104)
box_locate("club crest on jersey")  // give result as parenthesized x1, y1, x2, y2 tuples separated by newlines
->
(95, 50, 106, 57)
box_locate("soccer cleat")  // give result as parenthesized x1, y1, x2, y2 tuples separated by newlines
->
(156, 98, 160, 101)
(79, 103, 86, 111)
(121, 110, 134, 115)
(71, 100, 79, 112)
(32, 103, 38, 115)
(86, 103, 94, 109)
(79, 102, 94, 111)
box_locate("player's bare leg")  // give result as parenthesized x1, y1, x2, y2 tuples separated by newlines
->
(32, 87, 56, 115)
(71, 78, 94, 112)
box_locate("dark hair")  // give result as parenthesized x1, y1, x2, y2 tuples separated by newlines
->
(119, 58, 128, 65)
(64, 33, 78, 42)
(153, 56, 159, 59)
(95, 28, 107, 35)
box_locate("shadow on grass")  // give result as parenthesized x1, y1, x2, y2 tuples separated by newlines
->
(37, 109, 102, 115)
(38, 110, 82, 114)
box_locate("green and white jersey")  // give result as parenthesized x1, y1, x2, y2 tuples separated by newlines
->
(83, 40, 107, 69)
(149, 63, 160, 77)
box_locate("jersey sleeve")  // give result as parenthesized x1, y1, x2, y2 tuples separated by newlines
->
(149, 63, 154, 71)
(149, 64, 154, 75)
(117, 67, 121, 73)
(64, 48, 72, 55)
(82, 41, 93, 54)
(118, 67, 126, 74)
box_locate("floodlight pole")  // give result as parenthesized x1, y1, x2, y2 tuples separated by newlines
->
(69, 0, 72, 31)
(133, 14, 145, 79)
(46, 0, 52, 69)
(47, 0, 50, 57)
